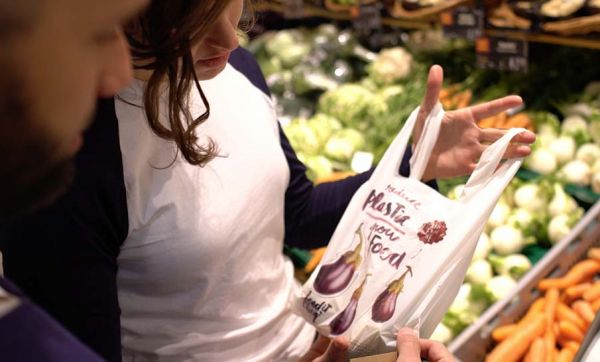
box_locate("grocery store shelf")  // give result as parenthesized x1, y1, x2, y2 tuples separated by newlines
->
(255, 1, 434, 30)
(485, 29, 600, 50)
(256, 1, 600, 49)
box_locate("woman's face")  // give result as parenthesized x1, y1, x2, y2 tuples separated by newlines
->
(191, 0, 244, 80)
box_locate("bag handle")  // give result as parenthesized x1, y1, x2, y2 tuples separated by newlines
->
(371, 103, 445, 181)
(409, 103, 444, 181)
(461, 128, 526, 199)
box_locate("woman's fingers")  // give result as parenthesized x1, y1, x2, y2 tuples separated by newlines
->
(479, 128, 536, 144)
(421, 65, 444, 114)
(475, 143, 532, 162)
(396, 328, 421, 362)
(298, 335, 349, 362)
(469, 95, 523, 121)
(503, 143, 533, 158)
(320, 337, 349, 362)
(419, 339, 455, 362)
(414, 65, 444, 143)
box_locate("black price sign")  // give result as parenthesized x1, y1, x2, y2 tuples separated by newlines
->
(441, 6, 483, 41)
(476, 37, 529, 72)
(283, 0, 304, 19)
(351, 2, 383, 36)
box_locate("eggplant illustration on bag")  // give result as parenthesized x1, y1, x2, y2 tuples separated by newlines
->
(329, 275, 368, 335)
(371, 266, 413, 323)
(313, 225, 364, 295)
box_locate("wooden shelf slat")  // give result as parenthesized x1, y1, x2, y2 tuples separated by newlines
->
(484, 29, 600, 50)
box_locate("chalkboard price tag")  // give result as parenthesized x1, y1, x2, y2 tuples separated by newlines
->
(476, 37, 529, 72)
(441, 6, 484, 41)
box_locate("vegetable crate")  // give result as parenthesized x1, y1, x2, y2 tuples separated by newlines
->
(448, 201, 600, 362)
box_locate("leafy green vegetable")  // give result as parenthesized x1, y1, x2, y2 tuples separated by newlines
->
(324, 129, 366, 162)
(304, 155, 334, 181)
(318, 84, 388, 130)
(284, 120, 321, 155)
(307, 114, 343, 147)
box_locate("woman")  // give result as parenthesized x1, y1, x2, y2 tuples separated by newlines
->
(0, 0, 534, 361)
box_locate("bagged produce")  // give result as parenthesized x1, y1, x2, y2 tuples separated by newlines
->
(293, 103, 526, 357)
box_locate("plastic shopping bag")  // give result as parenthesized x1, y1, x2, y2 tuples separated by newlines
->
(293, 103, 526, 357)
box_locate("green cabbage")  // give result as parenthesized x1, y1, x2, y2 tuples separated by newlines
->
(305, 155, 334, 181)
(324, 128, 366, 162)
(283, 120, 321, 155)
(307, 114, 342, 147)
(318, 84, 387, 130)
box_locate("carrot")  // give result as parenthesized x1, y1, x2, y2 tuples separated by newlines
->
(524, 337, 546, 362)
(556, 348, 575, 362)
(505, 114, 532, 129)
(556, 303, 587, 331)
(554, 322, 560, 337)
(544, 331, 557, 362)
(478, 116, 498, 129)
(522, 298, 546, 324)
(492, 299, 545, 343)
(485, 314, 546, 362)
(441, 99, 454, 110)
(558, 320, 584, 343)
(557, 335, 570, 348)
(314, 171, 355, 184)
(439, 88, 451, 100)
(492, 324, 518, 342)
(456, 90, 472, 109)
(564, 282, 592, 302)
(538, 260, 600, 290)
(592, 298, 600, 312)
(304, 248, 326, 273)
(557, 336, 580, 352)
(543, 289, 559, 362)
(587, 248, 600, 261)
(546, 289, 559, 323)
(583, 281, 600, 302)
(572, 300, 595, 326)
(565, 341, 580, 354)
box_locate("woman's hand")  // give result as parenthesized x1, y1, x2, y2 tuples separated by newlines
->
(299, 329, 455, 362)
(396, 328, 454, 362)
(414, 65, 536, 181)
(298, 335, 349, 362)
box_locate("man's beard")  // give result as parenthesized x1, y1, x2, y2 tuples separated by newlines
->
(0, 72, 75, 221)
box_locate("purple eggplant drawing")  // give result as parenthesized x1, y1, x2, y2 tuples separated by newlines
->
(313, 225, 364, 295)
(371, 266, 413, 323)
(329, 276, 368, 335)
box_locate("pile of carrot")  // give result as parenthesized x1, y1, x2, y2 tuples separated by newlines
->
(477, 112, 535, 132)
(439, 85, 472, 111)
(486, 248, 600, 362)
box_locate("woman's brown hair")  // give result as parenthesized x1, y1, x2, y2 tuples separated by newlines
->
(125, 1, 234, 166)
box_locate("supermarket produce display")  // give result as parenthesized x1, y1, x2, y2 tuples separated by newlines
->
(249, 6, 600, 360)
(486, 250, 600, 361)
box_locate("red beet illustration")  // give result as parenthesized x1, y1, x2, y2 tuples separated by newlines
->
(313, 225, 364, 295)
(417, 220, 447, 245)
(329, 276, 367, 335)
(371, 266, 413, 323)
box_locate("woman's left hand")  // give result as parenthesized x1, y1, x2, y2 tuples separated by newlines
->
(413, 65, 536, 181)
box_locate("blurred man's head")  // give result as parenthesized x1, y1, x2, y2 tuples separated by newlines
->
(0, 0, 147, 219)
